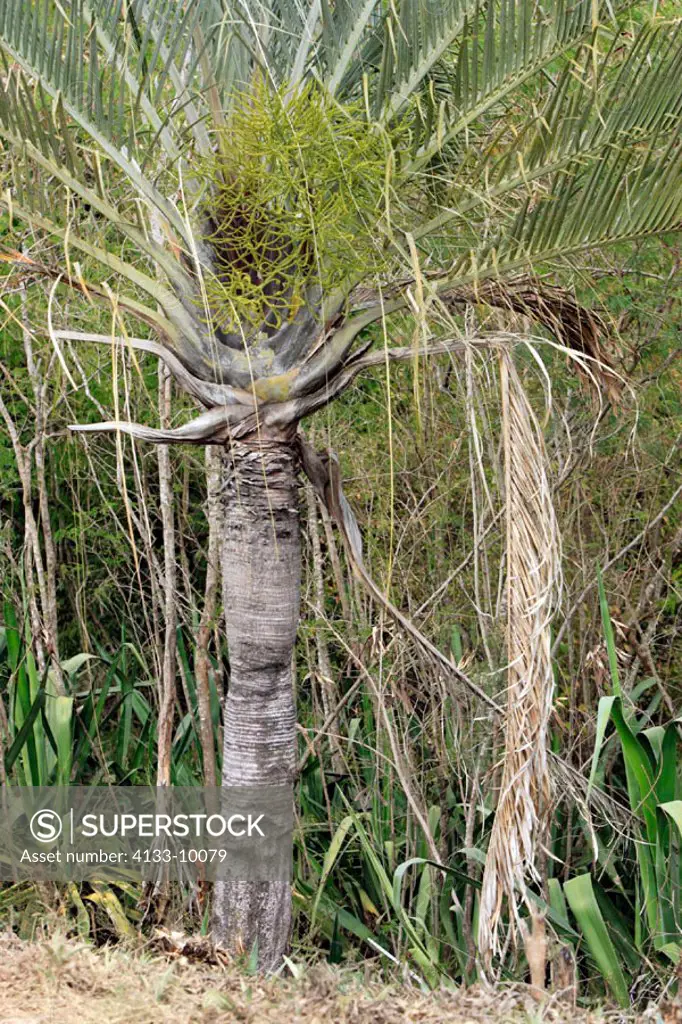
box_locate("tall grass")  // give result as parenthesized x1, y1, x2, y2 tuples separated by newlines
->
(0, 577, 679, 1006)
(0, 605, 220, 788)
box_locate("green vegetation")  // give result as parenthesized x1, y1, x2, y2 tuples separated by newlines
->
(0, 0, 680, 1014)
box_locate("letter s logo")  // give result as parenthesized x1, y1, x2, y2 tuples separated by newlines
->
(30, 809, 63, 843)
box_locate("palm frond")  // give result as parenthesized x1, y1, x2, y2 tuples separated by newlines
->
(209, 0, 314, 90)
(374, 0, 481, 120)
(461, 132, 682, 282)
(322, 0, 377, 95)
(442, 279, 621, 398)
(0, 0, 198, 241)
(479, 348, 560, 961)
(0, 66, 192, 293)
(1, 190, 164, 304)
(410, 0, 634, 166)
(410, 24, 682, 281)
(0, 234, 175, 338)
(414, 24, 682, 239)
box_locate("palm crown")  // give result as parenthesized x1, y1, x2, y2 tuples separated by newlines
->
(0, 0, 680, 436)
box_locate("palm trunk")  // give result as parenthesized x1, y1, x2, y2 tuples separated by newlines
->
(212, 434, 300, 972)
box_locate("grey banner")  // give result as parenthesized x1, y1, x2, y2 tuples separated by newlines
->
(0, 787, 293, 883)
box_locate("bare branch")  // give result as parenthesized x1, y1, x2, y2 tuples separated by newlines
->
(551, 474, 682, 656)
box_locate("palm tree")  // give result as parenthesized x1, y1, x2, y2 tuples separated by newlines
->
(1, 0, 681, 971)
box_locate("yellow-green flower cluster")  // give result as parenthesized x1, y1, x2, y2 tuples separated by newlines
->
(199, 82, 392, 332)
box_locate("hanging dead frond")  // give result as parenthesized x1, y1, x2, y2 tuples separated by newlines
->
(478, 347, 562, 966)
(441, 278, 621, 403)
(351, 275, 621, 402)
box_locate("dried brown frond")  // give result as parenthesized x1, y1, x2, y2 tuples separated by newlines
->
(350, 274, 622, 402)
(443, 278, 622, 403)
(478, 348, 561, 965)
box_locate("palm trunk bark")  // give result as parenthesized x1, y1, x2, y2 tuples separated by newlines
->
(213, 434, 300, 972)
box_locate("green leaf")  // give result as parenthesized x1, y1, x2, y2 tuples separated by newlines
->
(60, 653, 97, 677)
(328, 911, 343, 964)
(0, 0, 192, 241)
(310, 814, 356, 930)
(588, 695, 617, 797)
(660, 801, 682, 841)
(47, 692, 74, 786)
(413, 24, 682, 279)
(598, 567, 621, 697)
(564, 874, 630, 1008)
(547, 877, 569, 929)
(4, 688, 46, 777)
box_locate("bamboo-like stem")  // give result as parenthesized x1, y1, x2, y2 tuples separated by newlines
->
(194, 447, 221, 786)
(156, 365, 177, 788)
(0, 382, 60, 691)
(22, 284, 66, 695)
(305, 483, 344, 775)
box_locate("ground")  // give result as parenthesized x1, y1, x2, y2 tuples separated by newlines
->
(0, 932, 670, 1024)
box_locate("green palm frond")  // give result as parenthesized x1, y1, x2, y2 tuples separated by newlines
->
(493, 132, 681, 271)
(0, 0, 680, 396)
(410, 23, 682, 276)
(0, 67, 191, 291)
(492, 23, 682, 191)
(0, 0, 199, 240)
(321, 0, 377, 95)
(205, 0, 315, 91)
(373, 0, 483, 119)
(422, 132, 681, 294)
(2, 0, 198, 149)
(409, 0, 632, 164)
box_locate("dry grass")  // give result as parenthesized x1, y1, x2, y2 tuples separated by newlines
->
(0, 932, 657, 1024)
